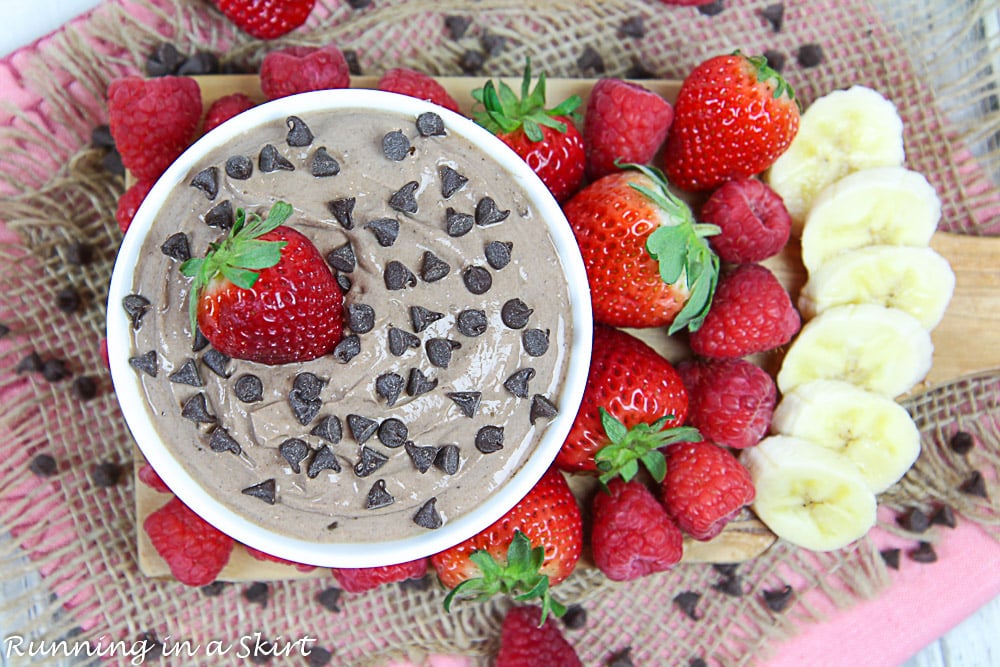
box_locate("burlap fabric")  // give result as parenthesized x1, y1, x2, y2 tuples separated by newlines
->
(1, 0, 998, 665)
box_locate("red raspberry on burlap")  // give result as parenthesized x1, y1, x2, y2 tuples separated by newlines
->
(495, 605, 582, 667)
(143, 496, 234, 586)
(115, 178, 155, 234)
(378, 67, 461, 113)
(259, 45, 351, 100)
(331, 558, 428, 593)
(203, 92, 256, 133)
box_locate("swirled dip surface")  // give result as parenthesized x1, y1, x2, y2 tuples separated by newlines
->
(128, 107, 573, 544)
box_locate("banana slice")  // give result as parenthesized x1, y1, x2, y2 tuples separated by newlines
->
(799, 167, 941, 272)
(771, 380, 920, 493)
(767, 85, 906, 231)
(776, 303, 933, 397)
(798, 245, 955, 329)
(742, 435, 877, 552)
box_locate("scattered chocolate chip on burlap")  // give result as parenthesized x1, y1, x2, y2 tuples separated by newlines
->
(619, 16, 644, 38)
(797, 43, 824, 68)
(674, 592, 701, 620)
(55, 287, 81, 314)
(880, 548, 901, 570)
(316, 587, 342, 613)
(761, 3, 784, 31)
(959, 470, 988, 499)
(91, 461, 122, 488)
(713, 574, 745, 597)
(178, 51, 219, 76)
(459, 50, 485, 74)
(577, 45, 605, 75)
(949, 430, 975, 455)
(898, 506, 930, 533)
(244, 582, 270, 607)
(29, 454, 58, 477)
(608, 646, 635, 667)
(909, 541, 938, 563)
(201, 581, 228, 597)
(444, 15, 471, 40)
(762, 585, 793, 612)
(930, 504, 957, 528)
(763, 49, 787, 72)
(698, 1, 725, 17)
(72, 376, 98, 400)
(146, 42, 183, 76)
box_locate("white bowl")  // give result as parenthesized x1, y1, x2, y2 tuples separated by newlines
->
(107, 88, 593, 568)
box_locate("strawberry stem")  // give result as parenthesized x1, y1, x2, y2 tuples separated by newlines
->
(594, 407, 702, 485)
(471, 58, 582, 140)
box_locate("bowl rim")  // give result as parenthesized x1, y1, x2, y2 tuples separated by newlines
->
(107, 88, 593, 568)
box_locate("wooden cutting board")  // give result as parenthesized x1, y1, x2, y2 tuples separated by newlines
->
(135, 74, 997, 580)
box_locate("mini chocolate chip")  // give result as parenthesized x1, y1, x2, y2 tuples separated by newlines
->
(697, 0, 725, 16)
(242, 479, 276, 504)
(316, 587, 342, 612)
(146, 42, 182, 76)
(326, 241, 356, 273)
(459, 49, 485, 74)
(383, 130, 411, 161)
(307, 647, 334, 667)
(530, 394, 559, 424)
(365, 217, 399, 246)
(714, 574, 745, 597)
(959, 470, 988, 498)
(898, 507, 930, 533)
(311, 147, 341, 177)
(0, 323, 8, 339)
(286, 115, 314, 146)
(289, 389, 321, 425)
(191, 167, 219, 199)
(689, 659, 707, 667)
(192, 328, 210, 352)
(41, 359, 70, 382)
(177, 51, 219, 76)
(280, 438, 310, 473)
(347, 0, 372, 8)
(209, 427, 241, 455)
(348, 414, 379, 444)
(562, 604, 587, 630)
(522, 328, 550, 357)
(762, 585, 793, 612)
(66, 241, 94, 266)
(426, 338, 461, 368)
(763, 49, 787, 73)
(414, 497, 443, 529)
(244, 582, 269, 606)
(608, 647, 634, 667)
(501, 298, 533, 329)
(463, 266, 492, 294)
(949, 430, 974, 455)
(930, 504, 957, 528)
(91, 123, 115, 148)
(475, 425, 504, 453)
(416, 112, 446, 137)
(909, 541, 938, 563)
(129, 350, 158, 377)
(181, 393, 216, 423)
(72, 376, 98, 400)
(713, 563, 739, 577)
(444, 15, 471, 40)
(348, 303, 376, 333)
(440, 165, 468, 198)
(446, 392, 481, 418)
(336, 273, 352, 293)
(160, 232, 191, 261)
(400, 575, 433, 592)
(29, 454, 58, 477)
(91, 461, 122, 488)
(308, 445, 342, 478)
(201, 581, 228, 596)
(225, 155, 253, 180)
(234, 374, 264, 402)
(384, 261, 417, 290)
(434, 444, 460, 474)
(378, 418, 409, 448)
(333, 335, 361, 362)
(202, 349, 231, 378)
(577, 45, 605, 75)
(55, 287, 81, 314)
(456, 309, 488, 337)
(406, 368, 438, 396)
(102, 150, 124, 176)
(123, 294, 151, 330)
(344, 49, 362, 76)
(390, 181, 420, 214)
(15, 352, 42, 374)
(388, 327, 421, 356)
(475, 197, 510, 226)
(327, 197, 356, 229)
(481, 31, 506, 57)
(797, 43, 824, 68)
(311, 415, 343, 443)
(405, 441, 439, 473)
(445, 207, 474, 237)
(354, 446, 388, 477)
(420, 251, 451, 283)
(504, 368, 536, 398)
(410, 305, 444, 333)
(169, 359, 203, 387)
(484, 241, 513, 270)
(375, 373, 405, 407)
(674, 591, 701, 620)
(880, 548, 901, 570)
(259, 144, 294, 172)
(205, 200, 234, 229)
(761, 2, 784, 30)
(366, 479, 395, 509)
(619, 16, 644, 38)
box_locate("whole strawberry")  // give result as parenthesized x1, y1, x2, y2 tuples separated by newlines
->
(107, 76, 202, 180)
(556, 325, 698, 482)
(472, 60, 585, 203)
(431, 468, 582, 622)
(495, 606, 582, 667)
(332, 558, 428, 593)
(591, 478, 683, 581)
(664, 52, 799, 191)
(181, 201, 344, 365)
(562, 164, 720, 331)
(661, 440, 755, 540)
(213, 0, 315, 40)
(378, 68, 461, 114)
(677, 358, 777, 450)
(259, 45, 351, 100)
(584, 78, 673, 180)
(699, 178, 792, 263)
(144, 496, 234, 586)
(688, 263, 800, 359)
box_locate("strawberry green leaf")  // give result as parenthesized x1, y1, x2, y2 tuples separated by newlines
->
(641, 450, 667, 484)
(594, 407, 703, 484)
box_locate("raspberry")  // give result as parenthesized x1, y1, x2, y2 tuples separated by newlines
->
(495, 606, 582, 667)
(677, 358, 777, 449)
(137, 463, 170, 493)
(591, 478, 683, 581)
(213, 0, 315, 40)
(143, 496, 234, 586)
(689, 263, 800, 359)
(700, 178, 791, 263)
(243, 545, 317, 573)
(331, 558, 428, 593)
(661, 440, 755, 540)
(203, 93, 255, 133)
(115, 178, 155, 234)
(259, 45, 351, 101)
(107, 76, 202, 180)
(584, 78, 673, 180)
(378, 68, 461, 114)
